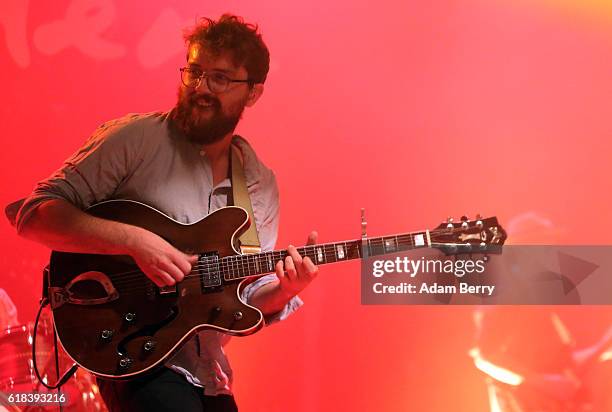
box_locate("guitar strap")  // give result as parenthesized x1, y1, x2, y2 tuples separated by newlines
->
(230, 143, 261, 254)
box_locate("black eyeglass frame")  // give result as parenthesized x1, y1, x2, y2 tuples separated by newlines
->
(179, 67, 254, 93)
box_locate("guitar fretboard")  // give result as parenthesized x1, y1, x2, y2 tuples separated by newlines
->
(203, 230, 432, 281)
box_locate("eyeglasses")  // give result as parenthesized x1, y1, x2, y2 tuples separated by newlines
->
(179, 67, 252, 93)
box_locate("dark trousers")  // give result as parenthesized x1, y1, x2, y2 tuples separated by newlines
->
(96, 367, 238, 412)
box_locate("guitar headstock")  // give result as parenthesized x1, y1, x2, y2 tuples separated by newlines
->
(431, 215, 507, 255)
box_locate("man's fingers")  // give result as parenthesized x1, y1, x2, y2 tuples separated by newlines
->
(306, 231, 318, 246)
(303, 256, 318, 279)
(284, 255, 297, 281)
(159, 260, 185, 283)
(275, 260, 285, 280)
(150, 275, 165, 287)
(153, 269, 175, 287)
(173, 254, 195, 276)
(287, 245, 303, 266)
(186, 253, 199, 266)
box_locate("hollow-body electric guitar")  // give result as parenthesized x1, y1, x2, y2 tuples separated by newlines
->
(48, 200, 506, 379)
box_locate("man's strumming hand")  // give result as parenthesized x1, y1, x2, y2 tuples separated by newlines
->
(128, 228, 198, 287)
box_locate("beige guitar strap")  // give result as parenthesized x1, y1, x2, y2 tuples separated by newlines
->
(231, 144, 261, 254)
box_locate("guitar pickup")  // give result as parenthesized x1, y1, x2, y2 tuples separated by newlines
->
(198, 253, 222, 290)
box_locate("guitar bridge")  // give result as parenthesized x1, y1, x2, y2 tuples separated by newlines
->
(48, 271, 119, 309)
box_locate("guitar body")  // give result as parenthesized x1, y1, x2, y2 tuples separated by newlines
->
(49, 200, 264, 379)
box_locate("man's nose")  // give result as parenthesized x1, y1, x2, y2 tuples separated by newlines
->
(195, 75, 211, 93)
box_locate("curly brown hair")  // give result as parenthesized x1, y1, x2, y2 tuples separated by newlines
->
(183, 14, 270, 85)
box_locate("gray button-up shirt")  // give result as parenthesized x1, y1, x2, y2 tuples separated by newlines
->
(16, 111, 303, 395)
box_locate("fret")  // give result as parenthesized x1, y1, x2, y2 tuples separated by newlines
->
(241, 254, 247, 277)
(238, 255, 244, 278)
(383, 236, 398, 253)
(325, 245, 336, 263)
(368, 237, 385, 256)
(241, 254, 248, 277)
(308, 245, 317, 262)
(368, 238, 372, 256)
(233, 255, 238, 279)
(249, 253, 256, 276)
(336, 243, 345, 260)
(300, 246, 308, 262)
(397, 236, 413, 251)
(345, 241, 359, 260)
(225, 256, 230, 280)
(231, 255, 237, 279)
(251, 253, 257, 276)
(316, 246, 325, 263)
(306, 245, 315, 262)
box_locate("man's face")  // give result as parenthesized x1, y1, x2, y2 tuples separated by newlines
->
(173, 43, 258, 145)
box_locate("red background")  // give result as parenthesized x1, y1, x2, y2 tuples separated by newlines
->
(1, 0, 612, 410)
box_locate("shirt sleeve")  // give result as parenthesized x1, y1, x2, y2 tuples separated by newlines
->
(15, 114, 145, 234)
(239, 168, 303, 326)
(241, 274, 304, 326)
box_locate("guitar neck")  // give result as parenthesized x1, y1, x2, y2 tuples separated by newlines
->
(219, 230, 432, 281)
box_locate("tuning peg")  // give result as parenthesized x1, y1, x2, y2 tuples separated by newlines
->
(460, 215, 469, 222)
(446, 217, 454, 229)
(476, 214, 483, 228)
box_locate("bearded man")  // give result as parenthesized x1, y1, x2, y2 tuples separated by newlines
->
(16, 14, 318, 412)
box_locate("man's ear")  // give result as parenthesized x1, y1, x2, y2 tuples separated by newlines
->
(245, 84, 264, 107)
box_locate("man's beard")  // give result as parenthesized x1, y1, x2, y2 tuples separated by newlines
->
(170, 88, 245, 145)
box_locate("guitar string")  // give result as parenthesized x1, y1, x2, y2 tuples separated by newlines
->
(105, 246, 496, 294)
(111, 247, 360, 286)
(97, 230, 497, 291)
(106, 243, 374, 289)
(105, 230, 445, 286)
(98, 227, 495, 288)
(108, 242, 495, 290)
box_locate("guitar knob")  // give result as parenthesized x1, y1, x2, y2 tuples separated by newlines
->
(233, 311, 243, 320)
(100, 329, 114, 341)
(143, 340, 156, 352)
(124, 312, 136, 323)
(118, 357, 133, 369)
(214, 306, 222, 313)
